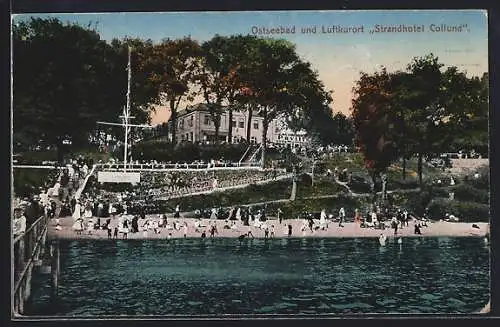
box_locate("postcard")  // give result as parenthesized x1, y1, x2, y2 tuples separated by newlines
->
(11, 10, 489, 318)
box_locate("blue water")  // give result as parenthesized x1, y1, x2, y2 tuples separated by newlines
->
(27, 237, 490, 316)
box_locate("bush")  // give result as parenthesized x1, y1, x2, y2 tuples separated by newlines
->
(296, 178, 347, 198)
(467, 168, 489, 190)
(389, 179, 419, 190)
(426, 198, 489, 222)
(450, 184, 489, 204)
(265, 195, 362, 220)
(349, 175, 372, 194)
(13, 168, 59, 198)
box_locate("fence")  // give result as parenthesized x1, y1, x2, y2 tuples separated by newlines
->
(12, 214, 49, 315)
(97, 162, 262, 172)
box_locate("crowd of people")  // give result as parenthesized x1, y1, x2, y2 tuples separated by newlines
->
(98, 158, 260, 170)
(12, 155, 94, 237)
(91, 168, 287, 201)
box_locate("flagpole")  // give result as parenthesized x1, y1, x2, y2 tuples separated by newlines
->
(124, 46, 132, 172)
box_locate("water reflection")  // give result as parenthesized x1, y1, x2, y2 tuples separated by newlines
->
(27, 237, 489, 316)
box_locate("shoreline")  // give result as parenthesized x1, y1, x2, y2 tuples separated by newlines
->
(48, 216, 489, 240)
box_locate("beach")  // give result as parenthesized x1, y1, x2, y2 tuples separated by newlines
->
(47, 215, 489, 240)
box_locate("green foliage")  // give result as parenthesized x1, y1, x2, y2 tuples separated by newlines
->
(152, 179, 293, 212)
(13, 168, 59, 197)
(295, 177, 347, 198)
(13, 18, 151, 152)
(426, 198, 489, 222)
(265, 195, 362, 219)
(450, 184, 489, 204)
(352, 53, 488, 187)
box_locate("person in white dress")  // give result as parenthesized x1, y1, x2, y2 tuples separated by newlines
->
(235, 207, 241, 221)
(371, 212, 378, 228)
(72, 201, 82, 220)
(72, 218, 84, 235)
(320, 209, 328, 230)
(210, 208, 218, 220)
(83, 201, 93, 218)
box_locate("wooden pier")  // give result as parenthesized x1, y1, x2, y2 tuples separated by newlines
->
(12, 214, 51, 316)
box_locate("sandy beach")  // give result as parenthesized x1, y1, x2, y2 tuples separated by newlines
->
(47, 214, 489, 240)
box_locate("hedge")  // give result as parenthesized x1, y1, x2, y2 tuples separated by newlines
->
(450, 184, 489, 204)
(426, 198, 489, 222)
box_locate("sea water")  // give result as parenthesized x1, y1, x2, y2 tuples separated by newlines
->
(26, 237, 490, 316)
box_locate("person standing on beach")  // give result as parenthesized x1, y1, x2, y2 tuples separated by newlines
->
(183, 222, 188, 238)
(107, 224, 112, 239)
(288, 224, 293, 237)
(354, 209, 362, 226)
(391, 216, 398, 235)
(113, 226, 118, 239)
(403, 210, 409, 227)
(270, 225, 275, 238)
(264, 227, 269, 239)
(339, 207, 346, 227)
(122, 220, 129, 239)
(174, 204, 180, 218)
(277, 208, 283, 225)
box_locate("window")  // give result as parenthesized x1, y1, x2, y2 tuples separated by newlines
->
(232, 120, 236, 127)
(250, 136, 257, 144)
(238, 120, 244, 128)
(204, 115, 211, 125)
(253, 121, 259, 130)
(275, 127, 280, 133)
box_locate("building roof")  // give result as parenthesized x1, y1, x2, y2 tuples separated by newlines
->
(176, 103, 213, 118)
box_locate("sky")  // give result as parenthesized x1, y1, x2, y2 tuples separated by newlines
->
(12, 10, 488, 124)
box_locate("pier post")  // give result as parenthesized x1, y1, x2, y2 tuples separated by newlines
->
(16, 238, 25, 279)
(17, 284, 25, 314)
(50, 241, 60, 299)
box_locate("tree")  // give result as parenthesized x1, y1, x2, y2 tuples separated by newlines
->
(331, 112, 354, 145)
(196, 35, 247, 143)
(240, 39, 331, 166)
(351, 68, 401, 192)
(139, 37, 201, 144)
(13, 18, 137, 159)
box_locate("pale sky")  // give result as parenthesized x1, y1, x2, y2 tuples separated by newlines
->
(13, 10, 488, 124)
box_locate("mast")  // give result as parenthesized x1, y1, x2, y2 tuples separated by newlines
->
(123, 47, 132, 172)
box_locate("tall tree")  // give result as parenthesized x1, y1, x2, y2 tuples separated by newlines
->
(196, 35, 246, 143)
(240, 39, 330, 166)
(140, 37, 201, 144)
(13, 18, 137, 159)
(351, 68, 401, 192)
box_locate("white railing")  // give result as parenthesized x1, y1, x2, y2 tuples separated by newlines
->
(238, 145, 252, 165)
(96, 162, 262, 172)
(248, 144, 263, 163)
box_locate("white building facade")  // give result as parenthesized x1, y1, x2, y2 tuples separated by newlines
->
(171, 104, 311, 148)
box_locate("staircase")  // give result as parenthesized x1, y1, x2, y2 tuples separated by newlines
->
(238, 144, 262, 166)
(247, 144, 262, 164)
